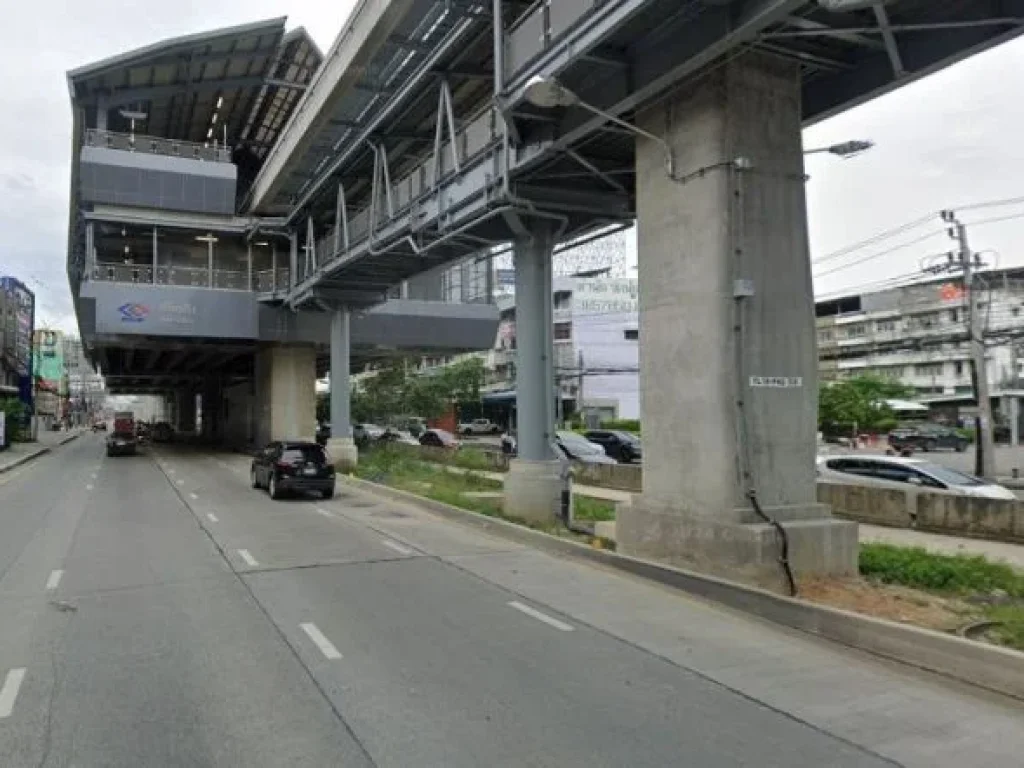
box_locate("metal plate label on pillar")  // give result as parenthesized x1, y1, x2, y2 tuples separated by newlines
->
(748, 376, 803, 389)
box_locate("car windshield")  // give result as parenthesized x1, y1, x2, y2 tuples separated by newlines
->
(281, 445, 326, 464)
(913, 462, 986, 487)
(557, 432, 603, 454)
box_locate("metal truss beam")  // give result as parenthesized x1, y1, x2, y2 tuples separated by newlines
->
(873, 3, 906, 79)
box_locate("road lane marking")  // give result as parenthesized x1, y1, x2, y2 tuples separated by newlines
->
(85, 484, 93, 491)
(207, 513, 219, 523)
(0, 668, 26, 718)
(237, 549, 258, 567)
(176, 479, 184, 486)
(45, 570, 63, 591)
(382, 540, 413, 556)
(315, 507, 335, 518)
(300, 623, 343, 660)
(90, 473, 97, 480)
(508, 601, 574, 632)
(189, 492, 199, 500)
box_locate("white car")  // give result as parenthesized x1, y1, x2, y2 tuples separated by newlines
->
(816, 455, 1016, 501)
(458, 418, 501, 436)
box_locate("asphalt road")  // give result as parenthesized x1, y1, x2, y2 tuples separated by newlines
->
(0, 434, 1021, 767)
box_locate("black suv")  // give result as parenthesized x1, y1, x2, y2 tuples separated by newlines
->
(888, 425, 968, 453)
(583, 430, 642, 463)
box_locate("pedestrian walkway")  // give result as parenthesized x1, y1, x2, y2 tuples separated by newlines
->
(0, 429, 84, 474)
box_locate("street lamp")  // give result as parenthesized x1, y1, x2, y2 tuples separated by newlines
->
(522, 75, 679, 177)
(804, 140, 875, 158)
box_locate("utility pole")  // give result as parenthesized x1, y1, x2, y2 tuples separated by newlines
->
(942, 210, 996, 478)
(577, 349, 585, 426)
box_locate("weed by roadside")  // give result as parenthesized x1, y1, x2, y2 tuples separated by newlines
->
(573, 495, 616, 522)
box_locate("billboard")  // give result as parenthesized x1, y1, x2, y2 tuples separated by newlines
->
(571, 277, 638, 314)
(0, 277, 35, 410)
(33, 330, 65, 395)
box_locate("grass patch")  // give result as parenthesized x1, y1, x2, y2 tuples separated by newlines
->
(355, 444, 607, 545)
(449, 447, 502, 472)
(859, 543, 1024, 596)
(573, 495, 616, 522)
(856, 543, 1024, 652)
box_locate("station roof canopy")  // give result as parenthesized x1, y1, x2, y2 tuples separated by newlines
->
(67, 17, 322, 167)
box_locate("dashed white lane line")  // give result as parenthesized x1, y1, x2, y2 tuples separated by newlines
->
(507, 601, 574, 632)
(176, 479, 184, 486)
(45, 570, 63, 591)
(207, 513, 219, 523)
(90, 473, 97, 480)
(315, 507, 335, 518)
(237, 549, 258, 567)
(189, 492, 199, 500)
(0, 668, 26, 718)
(381, 539, 413, 556)
(85, 484, 94, 491)
(300, 623, 343, 660)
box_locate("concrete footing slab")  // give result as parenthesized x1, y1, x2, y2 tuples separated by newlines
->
(503, 459, 562, 524)
(325, 437, 358, 472)
(617, 498, 858, 593)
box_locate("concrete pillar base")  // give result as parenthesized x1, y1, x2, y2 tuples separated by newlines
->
(617, 497, 858, 593)
(503, 459, 563, 524)
(325, 437, 359, 473)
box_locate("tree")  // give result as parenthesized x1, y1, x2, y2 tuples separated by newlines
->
(349, 356, 485, 423)
(0, 398, 29, 442)
(819, 375, 913, 435)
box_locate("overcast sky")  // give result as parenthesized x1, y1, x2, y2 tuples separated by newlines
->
(1, 2, 1022, 332)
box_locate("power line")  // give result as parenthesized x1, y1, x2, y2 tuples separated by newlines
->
(812, 230, 948, 279)
(812, 213, 938, 265)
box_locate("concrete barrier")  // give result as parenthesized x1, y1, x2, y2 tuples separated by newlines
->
(818, 481, 1024, 544)
(341, 475, 1024, 702)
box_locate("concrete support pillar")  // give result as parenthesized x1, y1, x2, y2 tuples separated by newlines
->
(201, 381, 223, 444)
(617, 54, 856, 591)
(254, 345, 316, 447)
(503, 223, 562, 523)
(1010, 395, 1020, 447)
(326, 309, 358, 471)
(177, 390, 196, 437)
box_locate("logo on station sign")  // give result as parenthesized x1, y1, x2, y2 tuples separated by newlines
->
(118, 302, 150, 323)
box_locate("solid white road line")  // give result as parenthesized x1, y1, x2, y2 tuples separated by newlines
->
(237, 549, 258, 567)
(207, 513, 219, 523)
(189, 492, 199, 500)
(382, 539, 413, 556)
(508, 601, 574, 632)
(300, 623, 343, 660)
(0, 668, 26, 718)
(45, 570, 63, 591)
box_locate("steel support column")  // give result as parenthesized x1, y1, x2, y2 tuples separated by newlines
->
(513, 225, 555, 460)
(327, 308, 358, 471)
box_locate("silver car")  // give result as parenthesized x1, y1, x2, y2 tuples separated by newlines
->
(816, 455, 1015, 500)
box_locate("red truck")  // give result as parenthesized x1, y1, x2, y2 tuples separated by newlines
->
(107, 411, 138, 457)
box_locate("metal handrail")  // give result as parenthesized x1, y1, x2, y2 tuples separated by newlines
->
(83, 128, 232, 163)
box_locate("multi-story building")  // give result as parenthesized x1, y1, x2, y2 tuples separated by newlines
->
(0, 277, 34, 406)
(816, 269, 1024, 395)
(469, 274, 639, 422)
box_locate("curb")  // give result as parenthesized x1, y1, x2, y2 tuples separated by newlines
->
(0, 446, 50, 475)
(341, 475, 1024, 703)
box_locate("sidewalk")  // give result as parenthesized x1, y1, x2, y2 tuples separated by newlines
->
(0, 429, 84, 474)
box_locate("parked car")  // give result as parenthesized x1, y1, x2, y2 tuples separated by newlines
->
(583, 430, 641, 463)
(151, 422, 173, 443)
(458, 418, 501, 436)
(378, 427, 420, 446)
(91, 421, 107, 432)
(419, 428, 459, 449)
(353, 423, 385, 445)
(251, 441, 336, 500)
(554, 431, 616, 465)
(888, 424, 968, 453)
(816, 455, 1015, 500)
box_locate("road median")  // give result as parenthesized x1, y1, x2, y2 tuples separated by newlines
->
(341, 473, 1024, 703)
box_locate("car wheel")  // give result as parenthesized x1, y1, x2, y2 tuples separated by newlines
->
(268, 474, 280, 500)
(924, 439, 936, 452)
(251, 467, 260, 489)
(322, 485, 335, 500)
